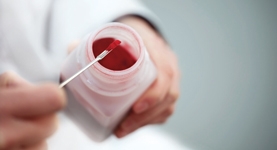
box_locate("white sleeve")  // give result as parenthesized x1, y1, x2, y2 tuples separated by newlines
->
(48, 0, 161, 61)
(0, 0, 161, 82)
(90, 0, 161, 28)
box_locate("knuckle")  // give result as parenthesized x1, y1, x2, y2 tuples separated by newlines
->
(147, 96, 160, 106)
(159, 118, 167, 124)
(144, 90, 162, 106)
(163, 67, 174, 79)
(165, 106, 175, 116)
(147, 78, 169, 104)
(169, 90, 179, 103)
(0, 71, 14, 87)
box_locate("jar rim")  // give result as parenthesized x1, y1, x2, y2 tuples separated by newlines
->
(86, 22, 145, 78)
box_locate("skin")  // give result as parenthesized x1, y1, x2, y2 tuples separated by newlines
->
(114, 16, 180, 138)
(0, 16, 180, 149)
(0, 72, 66, 150)
(68, 16, 180, 138)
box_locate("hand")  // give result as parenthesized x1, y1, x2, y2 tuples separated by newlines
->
(0, 72, 66, 150)
(114, 16, 180, 138)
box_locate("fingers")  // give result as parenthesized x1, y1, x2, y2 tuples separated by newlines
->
(0, 115, 57, 149)
(22, 141, 47, 150)
(0, 83, 66, 117)
(115, 16, 180, 139)
(115, 94, 175, 138)
(167, 51, 180, 102)
(132, 49, 175, 114)
(132, 71, 171, 114)
(151, 105, 175, 124)
(0, 72, 64, 149)
(132, 49, 179, 114)
(115, 50, 180, 138)
(0, 71, 31, 89)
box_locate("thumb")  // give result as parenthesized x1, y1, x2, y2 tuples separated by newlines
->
(0, 71, 31, 89)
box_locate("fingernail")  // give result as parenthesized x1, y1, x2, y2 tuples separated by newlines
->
(121, 119, 135, 130)
(134, 102, 148, 114)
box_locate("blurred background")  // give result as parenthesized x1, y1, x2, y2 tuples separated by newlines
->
(140, 0, 277, 150)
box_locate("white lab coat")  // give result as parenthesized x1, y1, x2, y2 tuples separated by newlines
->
(0, 0, 188, 149)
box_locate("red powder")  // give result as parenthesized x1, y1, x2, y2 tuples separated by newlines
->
(92, 38, 137, 71)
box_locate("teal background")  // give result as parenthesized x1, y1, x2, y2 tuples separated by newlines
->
(141, 1, 277, 150)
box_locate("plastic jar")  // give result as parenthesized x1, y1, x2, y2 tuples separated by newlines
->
(60, 23, 157, 142)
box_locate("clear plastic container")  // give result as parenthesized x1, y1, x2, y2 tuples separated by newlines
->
(60, 23, 157, 142)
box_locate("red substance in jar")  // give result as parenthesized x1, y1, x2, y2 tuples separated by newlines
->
(92, 38, 137, 71)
